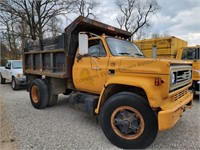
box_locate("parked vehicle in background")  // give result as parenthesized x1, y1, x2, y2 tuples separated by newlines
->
(23, 16, 193, 149)
(176, 46, 200, 92)
(134, 36, 187, 58)
(0, 60, 26, 90)
(135, 38, 199, 93)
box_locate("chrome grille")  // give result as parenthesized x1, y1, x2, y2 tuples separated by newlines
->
(176, 70, 192, 83)
(170, 65, 192, 91)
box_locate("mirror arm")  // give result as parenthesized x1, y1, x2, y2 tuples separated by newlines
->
(76, 54, 83, 62)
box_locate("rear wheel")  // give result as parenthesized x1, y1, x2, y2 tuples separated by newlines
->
(100, 92, 158, 149)
(0, 74, 5, 84)
(11, 77, 20, 90)
(30, 79, 49, 109)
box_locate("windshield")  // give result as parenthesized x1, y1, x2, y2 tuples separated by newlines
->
(106, 37, 144, 57)
(12, 61, 22, 69)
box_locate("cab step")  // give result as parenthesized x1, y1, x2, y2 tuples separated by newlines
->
(68, 92, 99, 115)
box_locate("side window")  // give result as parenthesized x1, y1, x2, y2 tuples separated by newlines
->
(181, 49, 195, 60)
(88, 39, 106, 57)
(5, 62, 11, 69)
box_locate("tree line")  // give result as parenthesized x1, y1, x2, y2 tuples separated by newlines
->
(0, 0, 159, 63)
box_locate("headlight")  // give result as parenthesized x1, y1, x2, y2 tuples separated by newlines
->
(16, 74, 23, 78)
(16, 74, 20, 78)
(171, 72, 176, 84)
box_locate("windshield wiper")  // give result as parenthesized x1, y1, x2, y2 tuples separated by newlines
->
(118, 52, 130, 55)
(14, 67, 22, 69)
(134, 53, 144, 56)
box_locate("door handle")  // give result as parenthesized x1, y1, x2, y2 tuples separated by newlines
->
(108, 69, 115, 75)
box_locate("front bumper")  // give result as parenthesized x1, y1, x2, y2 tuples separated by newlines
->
(15, 77, 26, 85)
(158, 91, 193, 131)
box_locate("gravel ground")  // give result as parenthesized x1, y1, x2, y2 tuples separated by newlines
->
(0, 83, 199, 150)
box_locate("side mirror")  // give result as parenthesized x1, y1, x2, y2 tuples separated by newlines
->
(79, 33, 88, 55)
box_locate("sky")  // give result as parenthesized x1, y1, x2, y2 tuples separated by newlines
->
(80, 0, 200, 46)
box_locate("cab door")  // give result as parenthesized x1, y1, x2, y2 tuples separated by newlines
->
(73, 38, 109, 94)
(4, 62, 11, 80)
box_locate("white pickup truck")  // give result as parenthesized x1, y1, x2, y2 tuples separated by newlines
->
(0, 60, 26, 90)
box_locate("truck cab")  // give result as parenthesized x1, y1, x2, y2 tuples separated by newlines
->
(0, 60, 26, 90)
(23, 16, 193, 149)
(176, 46, 200, 92)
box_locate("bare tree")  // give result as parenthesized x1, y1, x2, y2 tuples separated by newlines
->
(116, 17, 125, 29)
(0, 41, 10, 65)
(15, 18, 30, 50)
(46, 17, 63, 37)
(134, 25, 151, 40)
(151, 30, 170, 38)
(151, 32, 160, 38)
(0, 0, 74, 40)
(73, 0, 100, 18)
(0, 11, 20, 59)
(115, 0, 159, 38)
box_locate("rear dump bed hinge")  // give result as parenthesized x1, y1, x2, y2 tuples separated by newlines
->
(68, 92, 99, 116)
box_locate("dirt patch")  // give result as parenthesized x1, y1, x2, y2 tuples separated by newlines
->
(0, 96, 17, 150)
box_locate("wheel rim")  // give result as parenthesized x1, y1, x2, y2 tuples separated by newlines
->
(111, 106, 144, 140)
(31, 85, 39, 103)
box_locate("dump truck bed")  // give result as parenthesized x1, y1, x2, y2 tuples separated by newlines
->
(23, 16, 131, 78)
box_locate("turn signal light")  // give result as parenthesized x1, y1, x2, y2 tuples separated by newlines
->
(155, 77, 163, 86)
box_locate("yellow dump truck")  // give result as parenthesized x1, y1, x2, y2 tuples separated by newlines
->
(176, 46, 200, 92)
(23, 16, 193, 149)
(135, 36, 187, 58)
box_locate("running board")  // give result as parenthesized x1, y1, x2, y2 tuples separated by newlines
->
(68, 92, 99, 115)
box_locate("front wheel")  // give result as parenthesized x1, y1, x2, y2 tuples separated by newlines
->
(100, 92, 158, 149)
(11, 77, 20, 90)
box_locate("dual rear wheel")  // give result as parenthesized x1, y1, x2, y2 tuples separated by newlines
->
(30, 79, 58, 109)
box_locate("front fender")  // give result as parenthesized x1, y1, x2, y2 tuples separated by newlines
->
(95, 76, 162, 114)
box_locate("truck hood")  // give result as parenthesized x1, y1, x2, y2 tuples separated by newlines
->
(119, 58, 192, 75)
(12, 68, 23, 75)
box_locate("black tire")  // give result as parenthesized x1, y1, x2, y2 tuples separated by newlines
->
(29, 79, 49, 109)
(48, 95, 58, 107)
(100, 92, 158, 149)
(0, 73, 5, 84)
(11, 77, 20, 90)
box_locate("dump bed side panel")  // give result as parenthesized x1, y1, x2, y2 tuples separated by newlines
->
(23, 34, 68, 78)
